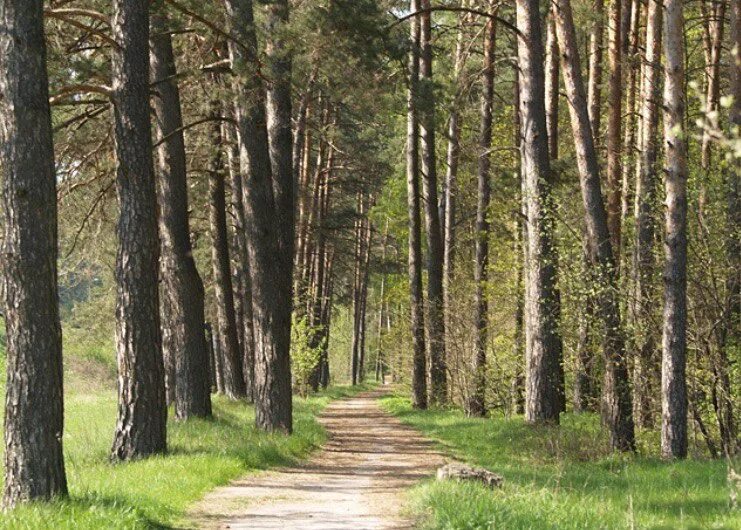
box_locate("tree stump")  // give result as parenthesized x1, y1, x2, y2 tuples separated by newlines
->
(436, 463, 503, 489)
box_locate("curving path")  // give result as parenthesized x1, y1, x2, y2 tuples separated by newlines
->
(188, 388, 445, 529)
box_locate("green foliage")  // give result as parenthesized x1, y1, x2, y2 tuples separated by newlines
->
(291, 315, 325, 396)
(382, 395, 740, 530)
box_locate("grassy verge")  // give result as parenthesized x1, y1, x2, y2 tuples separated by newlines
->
(0, 365, 374, 529)
(381, 395, 739, 530)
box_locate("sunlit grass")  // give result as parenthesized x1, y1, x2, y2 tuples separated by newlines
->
(0, 326, 374, 529)
(381, 395, 739, 530)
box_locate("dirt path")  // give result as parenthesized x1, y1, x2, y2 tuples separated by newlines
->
(188, 388, 446, 529)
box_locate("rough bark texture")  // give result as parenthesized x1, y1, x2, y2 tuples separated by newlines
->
(264, 0, 295, 326)
(110, 0, 167, 461)
(208, 95, 246, 400)
(587, 0, 605, 140)
(553, 0, 635, 450)
(225, 123, 255, 400)
(606, 0, 623, 255)
(407, 0, 428, 410)
(545, 10, 560, 159)
(661, 0, 688, 459)
(0, 0, 69, 506)
(225, 0, 292, 433)
(631, 0, 662, 429)
(419, 0, 447, 406)
(516, 0, 562, 424)
(468, 12, 496, 418)
(150, 11, 211, 419)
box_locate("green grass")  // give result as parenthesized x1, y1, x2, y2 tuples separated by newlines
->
(0, 327, 374, 530)
(381, 395, 739, 530)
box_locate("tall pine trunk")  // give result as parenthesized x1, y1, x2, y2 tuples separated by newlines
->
(207, 94, 246, 399)
(110, 0, 167, 461)
(631, 0, 662, 429)
(419, 0, 447, 405)
(660, 0, 689, 459)
(150, 10, 211, 419)
(469, 10, 497, 417)
(516, 0, 562, 424)
(225, 0, 293, 433)
(0, 0, 68, 505)
(407, 0, 427, 409)
(553, 0, 635, 450)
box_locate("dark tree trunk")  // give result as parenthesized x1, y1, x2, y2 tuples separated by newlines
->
(0, 0, 68, 506)
(150, 10, 211, 420)
(468, 10, 497, 418)
(110, 0, 167, 461)
(516, 0, 562, 424)
(631, 0, 662, 429)
(553, 0, 635, 451)
(660, 0, 688, 459)
(419, 0, 447, 406)
(208, 94, 246, 400)
(407, 0, 428, 410)
(225, 121, 255, 400)
(587, 0, 605, 141)
(511, 69, 526, 416)
(225, 0, 292, 433)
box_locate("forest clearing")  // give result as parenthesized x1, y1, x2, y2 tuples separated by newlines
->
(0, 0, 739, 528)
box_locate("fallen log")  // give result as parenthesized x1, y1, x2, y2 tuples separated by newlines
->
(436, 463, 503, 488)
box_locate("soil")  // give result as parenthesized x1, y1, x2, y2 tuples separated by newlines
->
(188, 387, 446, 529)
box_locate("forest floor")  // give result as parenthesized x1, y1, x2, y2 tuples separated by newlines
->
(187, 387, 446, 529)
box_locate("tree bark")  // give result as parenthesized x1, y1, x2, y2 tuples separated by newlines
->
(407, 0, 428, 410)
(419, 0, 447, 406)
(606, 0, 623, 255)
(0, 0, 68, 506)
(150, 10, 211, 419)
(208, 93, 246, 400)
(545, 9, 560, 159)
(468, 10, 497, 418)
(553, 0, 635, 450)
(225, 0, 293, 433)
(631, 0, 662, 430)
(110, 0, 167, 461)
(587, 0, 605, 140)
(660, 0, 688, 459)
(516, 0, 562, 424)
(225, 122, 255, 400)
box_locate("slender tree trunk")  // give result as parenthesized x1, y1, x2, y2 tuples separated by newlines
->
(545, 9, 560, 159)
(511, 69, 526, 416)
(419, 0, 447, 406)
(264, 0, 295, 330)
(443, 7, 470, 356)
(469, 10, 497, 418)
(110, 0, 167, 461)
(0, 0, 68, 506)
(208, 94, 246, 400)
(225, 122, 255, 400)
(661, 0, 688, 459)
(700, 0, 726, 184)
(516, 0, 562, 424)
(717, 0, 740, 458)
(620, 0, 641, 246)
(150, 10, 211, 419)
(408, 0, 428, 410)
(632, 0, 662, 429)
(587, 0, 605, 140)
(225, 0, 292, 433)
(606, 0, 623, 255)
(553, 0, 635, 450)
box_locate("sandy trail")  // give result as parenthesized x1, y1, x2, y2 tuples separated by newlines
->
(188, 388, 446, 529)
